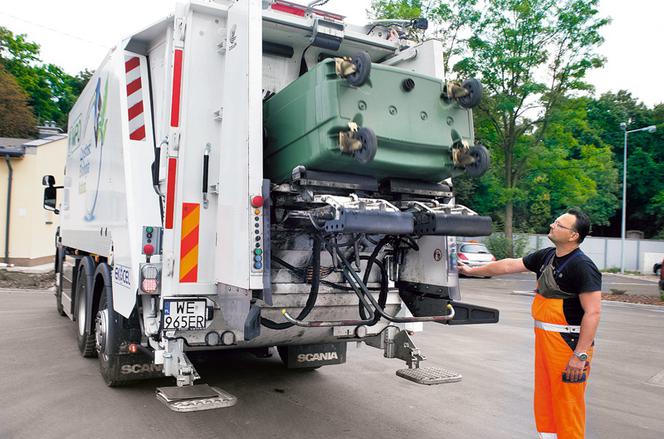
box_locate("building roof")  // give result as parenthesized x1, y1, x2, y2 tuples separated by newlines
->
(0, 135, 67, 158)
(0, 137, 31, 147)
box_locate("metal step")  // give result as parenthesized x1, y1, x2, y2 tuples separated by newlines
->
(396, 367, 462, 385)
(156, 384, 237, 412)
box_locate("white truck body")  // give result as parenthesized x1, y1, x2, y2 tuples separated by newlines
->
(47, 0, 497, 398)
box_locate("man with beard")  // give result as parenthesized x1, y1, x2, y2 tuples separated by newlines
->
(458, 208, 602, 439)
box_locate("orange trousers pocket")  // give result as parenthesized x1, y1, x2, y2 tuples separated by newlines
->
(534, 328, 592, 439)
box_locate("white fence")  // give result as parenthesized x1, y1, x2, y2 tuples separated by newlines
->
(518, 234, 664, 274)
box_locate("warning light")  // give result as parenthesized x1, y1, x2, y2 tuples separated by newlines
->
(146, 226, 153, 233)
(128, 343, 139, 354)
(251, 196, 264, 208)
(254, 209, 261, 215)
(143, 244, 155, 256)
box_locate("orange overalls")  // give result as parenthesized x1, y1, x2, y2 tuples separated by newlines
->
(531, 251, 593, 439)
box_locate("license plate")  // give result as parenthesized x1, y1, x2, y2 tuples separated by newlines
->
(163, 300, 207, 330)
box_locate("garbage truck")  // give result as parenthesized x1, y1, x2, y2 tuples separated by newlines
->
(42, 0, 498, 411)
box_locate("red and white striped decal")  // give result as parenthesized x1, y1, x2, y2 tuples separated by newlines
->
(124, 55, 146, 141)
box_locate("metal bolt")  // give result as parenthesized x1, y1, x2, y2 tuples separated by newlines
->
(388, 105, 397, 115)
(420, 111, 428, 120)
(358, 100, 367, 110)
(446, 116, 454, 126)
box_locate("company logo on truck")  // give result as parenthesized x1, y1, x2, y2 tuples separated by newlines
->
(296, 352, 339, 363)
(120, 363, 163, 374)
(79, 76, 109, 220)
(113, 265, 131, 289)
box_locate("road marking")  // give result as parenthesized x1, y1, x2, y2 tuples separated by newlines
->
(605, 282, 658, 286)
(511, 291, 535, 297)
(646, 370, 664, 387)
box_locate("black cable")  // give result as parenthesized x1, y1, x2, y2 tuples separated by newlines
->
(261, 235, 321, 330)
(271, 254, 382, 292)
(358, 236, 391, 319)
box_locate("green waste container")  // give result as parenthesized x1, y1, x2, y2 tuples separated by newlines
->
(263, 58, 475, 184)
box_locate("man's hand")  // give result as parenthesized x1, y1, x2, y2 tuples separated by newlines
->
(457, 264, 474, 277)
(564, 355, 586, 383)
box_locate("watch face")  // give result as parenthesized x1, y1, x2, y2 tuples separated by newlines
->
(577, 353, 588, 361)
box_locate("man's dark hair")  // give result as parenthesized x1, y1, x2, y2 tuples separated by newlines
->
(566, 207, 591, 243)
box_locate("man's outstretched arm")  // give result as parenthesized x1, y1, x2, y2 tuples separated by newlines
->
(458, 258, 529, 277)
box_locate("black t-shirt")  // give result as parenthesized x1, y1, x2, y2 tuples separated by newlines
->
(523, 247, 602, 325)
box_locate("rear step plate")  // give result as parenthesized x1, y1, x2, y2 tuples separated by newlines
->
(156, 384, 237, 412)
(396, 367, 462, 385)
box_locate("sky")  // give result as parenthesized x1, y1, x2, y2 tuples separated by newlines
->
(0, 0, 662, 107)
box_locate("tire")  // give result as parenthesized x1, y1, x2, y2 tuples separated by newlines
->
(55, 248, 66, 317)
(464, 144, 490, 177)
(96, 290, 125, 387)
(74, 258, 96, 358)
(346, 51, 371, 87)
(352, 127, 378, 164)
(457, 78, 483, 109)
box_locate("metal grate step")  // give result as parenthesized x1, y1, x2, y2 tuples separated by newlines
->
(396, 367, 462, 385)
(156, 384, 237, 412)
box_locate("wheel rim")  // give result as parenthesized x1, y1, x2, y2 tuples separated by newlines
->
(77, 290, 86, 336)
(95, 308, 108, 354)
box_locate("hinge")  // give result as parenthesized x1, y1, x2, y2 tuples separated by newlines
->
(175, 17, 186, 44)
(169, 132, 181, 156)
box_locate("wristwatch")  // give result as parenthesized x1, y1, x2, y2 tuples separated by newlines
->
(574, 351, 588, 361)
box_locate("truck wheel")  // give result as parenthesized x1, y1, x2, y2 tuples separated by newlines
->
(457, 78, 483, 109)
(464, 144, 490, 177)
(346, 51, 371, 87)
(74, 258, 96, 357)
(55, 248, 66, 316)
(353, 127, 378, 164)
(96, 291, 124, 387)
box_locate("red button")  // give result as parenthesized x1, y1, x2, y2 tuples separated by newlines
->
(143, 244, 155, 256)
(251, 196, 264, 208)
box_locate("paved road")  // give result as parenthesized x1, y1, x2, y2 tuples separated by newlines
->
(1, 283, 662, 439)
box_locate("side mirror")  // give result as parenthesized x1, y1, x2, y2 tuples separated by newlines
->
(42, 175, 60, 214)
(42, 175, 56, 187)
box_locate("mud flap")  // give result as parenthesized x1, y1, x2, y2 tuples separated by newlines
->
(399, 289, 499, 325)
(279, 342, 347, 369)
(103, 352, 165, 383)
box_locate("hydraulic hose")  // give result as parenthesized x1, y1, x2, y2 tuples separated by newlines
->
(358, 236, 390, 319)
(261, 235, 321, 330)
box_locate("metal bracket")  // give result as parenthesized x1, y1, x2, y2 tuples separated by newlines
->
(169, 132, 181, 156)
(338, 121, 361, 153)
(389, 328, 425, 368)
(174, 17, 186, 45)
(334, 56, 356, 78)
(162, 338, 200, 387)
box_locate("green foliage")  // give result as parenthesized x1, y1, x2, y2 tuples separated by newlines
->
(485, 233, 529, 259)
(0, 26, 91, 129)
(372, 1, 627, 245)
(586, 91, 664, 237)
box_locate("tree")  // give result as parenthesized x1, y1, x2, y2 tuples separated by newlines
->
(586, 92, 664, 237)
(0, 64, 37, 137)
(0, 26, 91, 128)
(372, 1, 609, 254)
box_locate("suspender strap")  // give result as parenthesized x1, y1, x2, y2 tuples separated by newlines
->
(534, 320, 581, 334)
